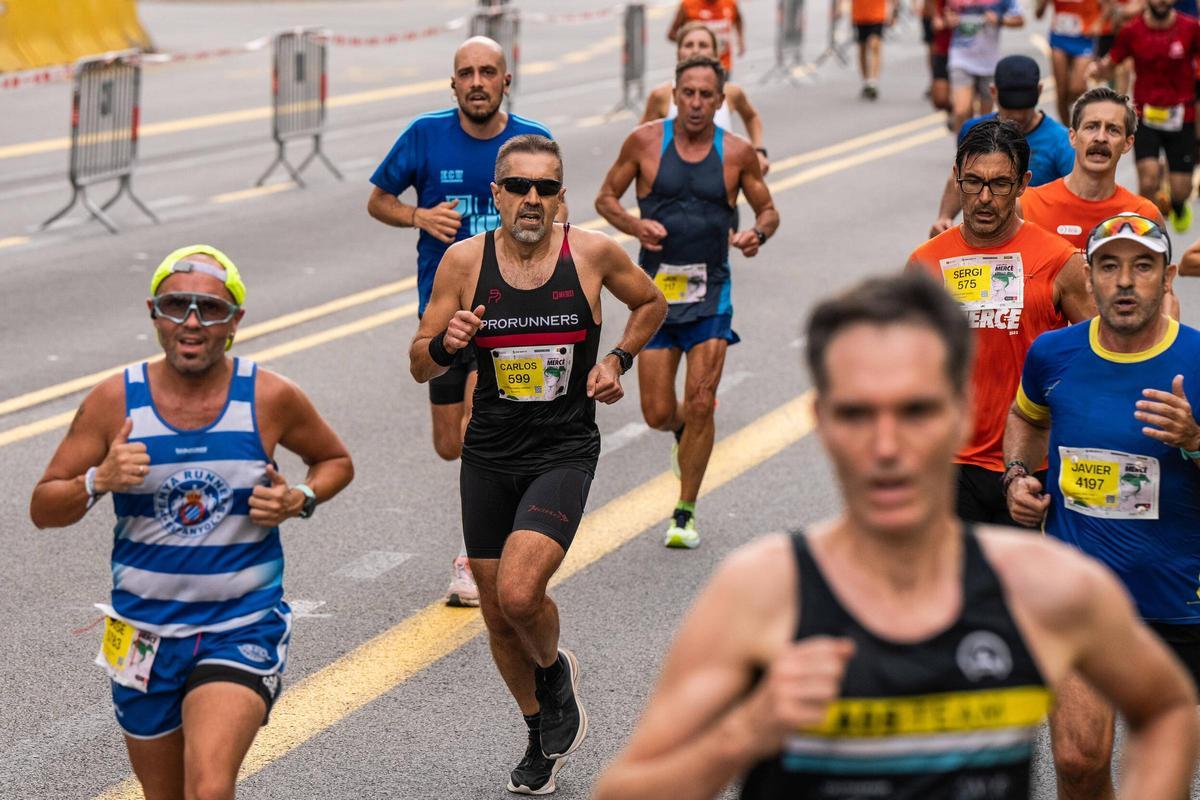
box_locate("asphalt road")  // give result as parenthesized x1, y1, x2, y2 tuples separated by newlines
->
(3, 1, 1200, 798)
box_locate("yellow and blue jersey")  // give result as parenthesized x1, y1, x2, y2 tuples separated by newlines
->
(1017, 318, 1200, 623)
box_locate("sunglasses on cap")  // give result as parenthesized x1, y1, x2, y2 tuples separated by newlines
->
(498, 177, 562, 197)
(1087, 214, 1171, 262)
(152, 292, 240, 326)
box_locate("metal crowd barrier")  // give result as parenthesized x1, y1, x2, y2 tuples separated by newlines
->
(470, 1, 520, 107)
(256, 27, 342, 188)
(41, 50, 158, 234)
(815, 0, 853, 67)
(612, 3, 646, 112)
(762, 0, 807, 85)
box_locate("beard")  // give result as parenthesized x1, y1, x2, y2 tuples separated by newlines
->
(460, 94, 501, 124)
(510, 221, 548, 244)
(1148, 3, 1171, 18)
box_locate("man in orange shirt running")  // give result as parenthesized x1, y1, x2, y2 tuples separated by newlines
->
(1022, 87, 1163, 252)
(853, 0, 892, 100)
(669, 0, 744, 74)
(908, 119, 1093, 525)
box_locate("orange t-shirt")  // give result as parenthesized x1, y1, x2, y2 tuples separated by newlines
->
(681, 0, 739, 72)
(908, 223, 1077, 472)
(1022, 178, 1163, 252)
(853, 0, 889, 25)
(1052, 0, 1102, 37)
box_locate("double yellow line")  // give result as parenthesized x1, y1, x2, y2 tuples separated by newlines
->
(0, 112, 949, 451)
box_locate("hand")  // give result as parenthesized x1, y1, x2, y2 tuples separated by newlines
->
(94, 418, 150, 493)
(587, 357, 624, 404)
(248, 465, 303, 526)
(730, 229, 762, 258)
(1007, 474, 1050, 528)
(984, 10, 999, 25)
(636, 219, 668, 252)
(929, 217, 955, 238)
(932, 13, 947, 30)
(445, 305, 486, 352)
(744, 636, 855, 756)
(756, 151, 770, 176)
(1085, 60, 1101, 81)
(414, 200, 463, 244)
(944, 8, 960, 26)
(1137, 375, 1200, 451)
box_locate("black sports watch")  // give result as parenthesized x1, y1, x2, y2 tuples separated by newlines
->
(753, 228, 768, 246)
(294, 484, 317, 519)
(607, 348, 634, 375)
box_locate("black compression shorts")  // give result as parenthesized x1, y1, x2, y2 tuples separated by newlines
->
(856, 22, 885, 43)
(429, 345, 478, 405)
(931, 52, 949, 81)
(184, 663, 282, 725)
(1095, 33, 1116, 58)
(1149, 623, 1200, 687)
(1134, 124, 1197, 173)
(460, 462, 593, 559)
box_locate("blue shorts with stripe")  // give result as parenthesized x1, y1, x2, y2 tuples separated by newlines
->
(112, 603, 291, 739)
(1049, 32, 1094, 57)
(645, 313, 741, 352)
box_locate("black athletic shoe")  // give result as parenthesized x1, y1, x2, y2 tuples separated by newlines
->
(508, 732, 565, 795)
(536, 648, 588, 759)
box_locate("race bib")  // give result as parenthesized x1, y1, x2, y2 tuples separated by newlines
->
(95, 616, 159, 693)
(1052, 12, 1083, 34)
(492, 344, 574, 402)
(938, 253, 1025, 311)
(1143, 104, 1185, 132)
(653, 263, 707, 305)
(1058, 446, 1160, 519)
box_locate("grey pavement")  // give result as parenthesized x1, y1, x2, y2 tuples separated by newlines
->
(2, 1, 1199, 798)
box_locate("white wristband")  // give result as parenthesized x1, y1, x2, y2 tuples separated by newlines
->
(85, 466, 105, 509)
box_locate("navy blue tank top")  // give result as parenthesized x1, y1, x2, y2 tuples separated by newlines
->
(741, 528, 1051, 800)
(637, 120, 735, 324)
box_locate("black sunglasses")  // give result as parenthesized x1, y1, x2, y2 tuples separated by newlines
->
(499, 177, 562, 197)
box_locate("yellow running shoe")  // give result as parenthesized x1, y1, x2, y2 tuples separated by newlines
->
(664, 509, 700, 549)
(1171, 203, 1193, 234)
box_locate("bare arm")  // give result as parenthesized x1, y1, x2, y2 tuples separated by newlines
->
(593, 537, 853, 800)
(640, 85, 671, 124)
(596, 236, 667, 359)
(930, 167, 961, 237)
(1053, 253, 1096, 323)
(595, 129, 669, 252)
(30, 379, 131, 529)
(1002, 404, 1052, 527)
(727, 85, 768, 173)
(1179, 238, 1200, 276)
(667, 5, 687, 40)
(732, 141, 780, 255)
(367, 186, 463, 244)
(409, 245, 476, 383)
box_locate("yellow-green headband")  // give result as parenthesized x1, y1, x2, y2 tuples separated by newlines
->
(149, 245, 246, 306)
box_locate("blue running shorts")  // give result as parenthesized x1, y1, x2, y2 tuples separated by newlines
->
(1049, 32, 1094, 58)
(645, 313, 741, 352)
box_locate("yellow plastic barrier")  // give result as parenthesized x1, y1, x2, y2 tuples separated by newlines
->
(0, 0, 152, 72)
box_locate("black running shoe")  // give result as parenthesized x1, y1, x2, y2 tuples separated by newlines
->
(536, 648, 588, 759)
(508, 731, 565, 795)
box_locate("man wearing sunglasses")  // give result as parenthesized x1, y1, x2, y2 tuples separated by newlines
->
(595, 54, 779, 550)
(908, 118, 1093, 528)
(410, 134, 665, 795)
(30, 245, 354, 800)
(1004, 213, 1200, 800)
(369, 36, 562, 609)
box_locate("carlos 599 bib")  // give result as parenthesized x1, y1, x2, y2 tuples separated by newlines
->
(492, 345, 575, 402)
(1058, 446, 1160, 519)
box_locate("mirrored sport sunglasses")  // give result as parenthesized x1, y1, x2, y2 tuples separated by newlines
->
(1090, 213, 1166, 241)
(498, 176, 562, 197)
(152, 292, 240, 326)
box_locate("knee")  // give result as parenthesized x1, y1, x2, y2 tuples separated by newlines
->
(186, 772, 236, 800)
(1052, 736, 1113, 790)
(683, 389, 716, 423)
(498, 584, 544, 627)
(641, 400, 677, 431)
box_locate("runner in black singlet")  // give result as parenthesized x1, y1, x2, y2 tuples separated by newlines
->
(410, 135, 665, 795)
(597, 55, 779, 550)
(593, 273, 1197, 800)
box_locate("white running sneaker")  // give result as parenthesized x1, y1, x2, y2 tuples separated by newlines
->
(446, 555, 480, 607)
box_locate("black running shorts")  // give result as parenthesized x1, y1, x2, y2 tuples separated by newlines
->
(460, 462, 593, 558)
(429, 345, 479, 406)
(856, 22, 885, 44)
(956, 464, 1048, 528)
(1149, 623, 1200, 687)
(931, 53, 949, 81)
(1133, 123, 1197, 174)
(922, 15, 935, 44)
(1095, 33, 1116, 58)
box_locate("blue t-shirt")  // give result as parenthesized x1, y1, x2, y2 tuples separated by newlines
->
(958, 112, 1074, 187)
(1017, 318, 1200, 623)
(1178, 0, 1199, 20)
(370, 109, 552, 313)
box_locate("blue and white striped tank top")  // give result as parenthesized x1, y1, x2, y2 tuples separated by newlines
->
(105, 358, 284, 637)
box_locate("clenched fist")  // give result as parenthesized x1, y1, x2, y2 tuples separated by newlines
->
(248, 465, 304, 527)
(445, 305, 487, 352)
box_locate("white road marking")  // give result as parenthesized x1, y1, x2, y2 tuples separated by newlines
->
(331, 551, 414, 580)
(717, 370, 754, 396)
(288, 599, 332, 619)
(600, 421, 651, 457)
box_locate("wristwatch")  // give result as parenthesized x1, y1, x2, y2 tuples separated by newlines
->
(294, 483, 317, 519)
(607, 348, 634, 375)
(1182, 446, 1200, 462)
(1001, 460, 1030, 495)
(755, 147, 768, 157)
(753, 228, 768, 246)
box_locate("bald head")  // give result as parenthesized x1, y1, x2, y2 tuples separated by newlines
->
(455, 36, 506, 74)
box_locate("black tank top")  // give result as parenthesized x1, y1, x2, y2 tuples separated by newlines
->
(637, 120, 735, 325)
(463, 225, 602, 475)
(741, 528, 1051, 800)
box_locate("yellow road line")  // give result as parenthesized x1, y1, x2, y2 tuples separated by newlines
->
(768, 112, 946, 173)
(93, 391, 815, 800)
(0, 236, 31, 249)
(211, 182, 297, 204)
(0, 277, 417, 418)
